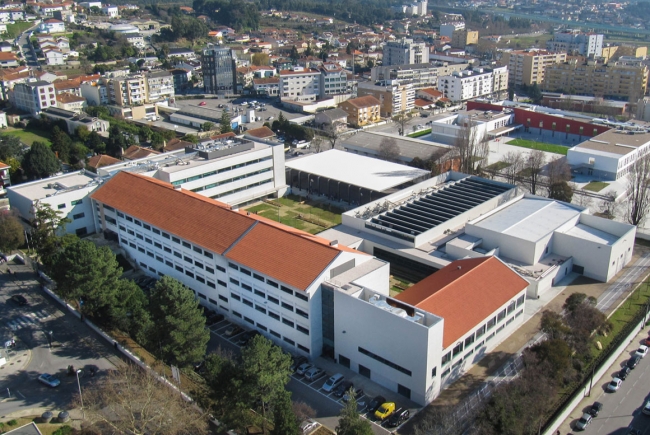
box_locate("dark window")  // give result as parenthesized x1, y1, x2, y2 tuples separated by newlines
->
(217, 265, 226, 273)
(175, 265, 183, 272)
(257, 323, 267, 331)
(136, 234, 143, 240)
(152, 228, 160, 235)
(296, 308, 308, 319)
(129, 242, 136, 248)
(119, 225, 126, 232)
(452, 342, 463, 357)
(173, 251, 182, 258)
(359, 365, 371, 378)
(143, 224, 151, 230)
(117, 211, 124, 217)
(75, 227, 88, 236)
(197, 293, 207, 300)
(219, 295, 228, 302)
(240, 268, 251, 276)
(228, 263, 238, 270)
(134, 220, 141, 226)
(146, 251, 154, 258)
(164, 246, 172, 253)
(155, 255, 163, 262)
(185, 270, 194, 278)
(295, 292, 308, 302)
(280, 285, 292, 295)
(267, 279, 279, 288)
(487, 317, 496, 330)
(269, 311, 280, 320)
(230, 278, 239, 286)
(432, 367, 437, 378)
(516, 294, 525, 307)
(165, 260, 173, 267)
(476, 324, 486, 338)
(507, 300, 516, 315)
(242, 283, 252, 291)
(207, 281, 216, 289)
(255, 305, 266, 314)
(204, 252, 213, 259)
(359, 347, 412, 376)
(172, 236, 180, 244)
(242, 298, 253, 307)
(193, 246, 202, 254)
(268, 296, 279, 305)
(154, 242, 162, 249)
(282, 318, 294, 328)
(127, 229, 135, 236)
(106, 216, 117, 225)
(137, 246, 145, 253)
(209, 298, 217, 305)
(196, 276, 205, 284)
(296, 325, 309, 335)
(254, 289, 265, 298)
(244, 316, 255, 325)
(218, 280, 227, 287)
(162, 232, 170, 239)
(270, 330, 281, 338)
(497, 309, 507, 322)
(281, 302, 293, 312)
(72, 199, 83, 205)
(73, 213, 85, 220)
(58, 203, 66, 209)
(442, 352, 451, 366)
(206, 266, 215, 274)
(339, 355, 350, 368)
(126, 216, 133, 222)
(233, 311, 242, 318)
(283, 337, 295, 346)
(145, 238, 152, 244)
(184, 256, 192, 263)
(397, 384, 411, 399)
(465, 334, 475, 347)
(182, 241, 191, 248)
(194, 260, 204, 269)
(253, 273, 264, 282)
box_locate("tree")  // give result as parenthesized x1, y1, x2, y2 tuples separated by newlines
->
(378, 137, 400, 162)
(111, 279, 153, 344)
(271, 390, 299, 435)
(625, 155, 650, 226)
(148, 276, 210, 367)
(393, 112, 409, 136)
(106, 125, 127, 158)
(182, 134, 199, 144)
(0, 134, 24, 161)
(30, 202, 73, 266)
(310, 134, 325, 153)
(220, 111, 232, 134)
(540, 310, 569, 340)
(529, 338, 573, 382)
(202, 122, 214, 132)
(529, 83, 542, 104)
(503, 151, 524, 184)
(323, 123, 343, 149)
(83, 363, 209, 435)
(49, 239, 123, 319)
(240, 335, 293, 431)
(563, 293, 590, 313)
(548, 181, 573, 202)
(75, 126, 91, 142)
(85, 131, 106, 154)
(525, 150, 545, 194)
(22, 142, 60, 180)
(546, 157, 571, 194)
(0, 211, 25, 253)
(336, 388, 373, 435)
(252, 52, 270, 66)
(289, 45, 299, 61)
(508, 86, 515, 101)
(454, 117, 487, 175)
(51, 126, 73, 163)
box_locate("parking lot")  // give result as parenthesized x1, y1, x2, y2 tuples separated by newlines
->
(171, 96, 305, 132)
(204, 317, 416, 434)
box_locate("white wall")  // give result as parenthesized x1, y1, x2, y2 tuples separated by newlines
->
(566, 147, 620, 179)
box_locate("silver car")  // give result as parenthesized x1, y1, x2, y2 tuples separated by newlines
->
(575, 412, 592, 430)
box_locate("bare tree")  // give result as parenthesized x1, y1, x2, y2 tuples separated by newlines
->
(574, 187, 593, 210)
(393, 112, 410, 136)
(82, 364, 209, 435)
(626, 155, 650, 226)
(310, 134, 325, 154)
(545, 157, 571, 195)
(378, 137, 401, 162)
(429, 148, 452, 176)
(598, 191, 618, 219)
(525, 150, 545, 194)
(292, 400, 316, 424)
(454, 118, 488, 175)
(324, 122, 343, 149)
(503, 151, 524, 184)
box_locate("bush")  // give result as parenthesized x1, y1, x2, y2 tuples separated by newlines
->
(6, 420, 17, 426)
(52, 426, 74, 435)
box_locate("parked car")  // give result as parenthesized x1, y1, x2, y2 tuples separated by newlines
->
(619, 366, 631, 380)
(322, 373, 345, 393)
(342, 387, 364, 403)
(367, 395, 386, 413)
(304, 366, 324, 381)
(635, 345, 648, 358)
(589, 401, 603, 417)
(300, 419, 319, 434)
(236, 330, 260, 346)
(38, 373, 60, 388)
(199, 101, 207, 106)
(296, 362, 313, 376)
(607, 377, 622, 392)
(627, 355, 642, 369)
(575, 412, 593, 430)
(290, 355, 308, 372)
(267, 116, 274, 121)
(628, 429, 642, 435)
(334, 380, 353, 398)
(643, 400, 650, 416)
(224, 325, 243, 337)
(386, 408, 410, 428)
(645, 336, 650, 347)
(374, 402, 396, 421)
(10, 294, 28, 306)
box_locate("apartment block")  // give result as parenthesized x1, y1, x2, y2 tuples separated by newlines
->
(500, 50, 567, 87)
(202, 45, 237, 95)
(357, 81, 414, 117)
(370, 62, 470, 89)
(11, 79, 57, 116)
(440, 22, 465, 38)
(547, 31, 603, 57)
(543, 59, 649, 102)
(491, 65, 509, 97)
(339, 95, 381, 127)
(438, 68, 496, 102)
(279, 68, 321, 102)
(318, 62, 348, 97)
(383, 38, 429, 66)
(451, 29, 479, 49)
(145, 71, 175, 103)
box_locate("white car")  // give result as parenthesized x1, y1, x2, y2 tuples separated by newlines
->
(296, 362, 313, 376)
(38, 373, 61, 388)
(635, 345, 648, 358)
(322, 373, 344, 392)
(299, 419, 320, 434)
(607, 377, 622, 392)
(304, 366, 324, 381)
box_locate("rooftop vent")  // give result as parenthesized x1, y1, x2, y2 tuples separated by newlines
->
(329, 240, 338, 247)
(173, 185, 182, 190)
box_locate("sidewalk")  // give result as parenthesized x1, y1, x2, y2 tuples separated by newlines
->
(0, 266, 33, 383)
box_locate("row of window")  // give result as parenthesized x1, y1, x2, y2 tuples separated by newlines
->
(228, 262, 309, 303)
(231, 291, 310, 335)
(359, 346, 412, 377)
(231, 310, 310, 354)
(190, 167, 272, 193)
(209, 178, 274, 200)
(57, 198, 84, 209)
(171, 156, 273, 186)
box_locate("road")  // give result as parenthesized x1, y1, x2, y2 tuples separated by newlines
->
(574, 340, 650, 434)
(16, 23, 39, 68)
(0, 265, 116, 417)
(597, 252, 650, 312)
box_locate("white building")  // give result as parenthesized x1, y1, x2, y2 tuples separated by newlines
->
(41, 108, 110, 135)
(383, 38, 429, 66)
(98, 136, 288, 206)
(102, 4, 119, 17)
(318, 62, 348, 98)
(440, 22, 465, 39)
(145, 70, 174, 103)
(438, 68, 496, 102)
(428, 109, 515, 145)
(567, 128, 650, 180)
(38, 19, 66, 34)
(7, 171, 100, 237)
(43, 48, 64, 66)
(547, 31, 604, 57)
(80, 82, 109, 106)
(279, 67, 321, 102)
(11, 80, 57, 116)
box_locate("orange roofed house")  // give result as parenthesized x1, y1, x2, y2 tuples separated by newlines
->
(338, 95, 381, 127)
(326, 256, 528, 404)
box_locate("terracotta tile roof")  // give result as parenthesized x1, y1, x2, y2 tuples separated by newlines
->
(0, 161, 9, 169)
(245, 126, 275, 139)
(87, 154, 121, 169)
(280, 68, 320, 76)
(0, 52, 18, 61)
(91, 172, 250, 255)
(418, 88, 443, 98)
(163, 138, 193, 152)
(344, 95, 380, 109)
(394, 257, 528, 348)
(92, 172, 354, 289)
(56, 93, 85, 103)
(54, 79, 81, 91)
(225, 222, 339, 290)
(253, 77, 279, 85)
(414, 98, 434, 107)
(209, 132, 236, 140)
(122, 145, 160, 160)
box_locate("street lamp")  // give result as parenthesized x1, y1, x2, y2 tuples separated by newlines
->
(76, 369, 85, 419)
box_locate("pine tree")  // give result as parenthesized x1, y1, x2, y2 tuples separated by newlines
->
(270, 390, 299, 435)
(22, 142, 61, 179)
(220, 111, 232, 133)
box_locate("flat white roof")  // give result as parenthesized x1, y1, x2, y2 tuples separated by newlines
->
(472, 197, 582, 242)
(9, 172, 98, 201)
(564, 223, 618, 245)
(285, 149, 429, 192)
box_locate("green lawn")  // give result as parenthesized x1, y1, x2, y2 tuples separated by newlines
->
(408, 128, 432, 138)
(486, 161, 510, 171)
(506, 138, 569, 155)
(583, 181, 609, 192)
(4, 127, 52, 146)
(6, 21, 34, 37)
(245, 195, 343, 235)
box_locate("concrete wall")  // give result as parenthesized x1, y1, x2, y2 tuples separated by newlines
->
(566, 147, 620, 180)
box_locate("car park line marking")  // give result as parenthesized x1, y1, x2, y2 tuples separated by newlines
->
(16, 390, 25, 398)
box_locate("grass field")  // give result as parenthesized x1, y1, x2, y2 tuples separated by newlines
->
(486, 161, 511, 171)
(583, 181, 609, 192)
(506, 138, 569, 155)
(390, 276, 414, 296)
(4, 127, 52, 146)
(408, 128, 432, 138)
(0, 417, 70, 435)
(6, 21, 33, 36)
(244, 195, 343, 235)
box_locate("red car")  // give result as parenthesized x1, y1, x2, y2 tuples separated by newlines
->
(645, 336, 650, 346)
(199, 101, 207, 106)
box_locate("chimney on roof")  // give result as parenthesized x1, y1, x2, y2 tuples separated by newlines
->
(457, 266, 461, 270)
(329, 240, 338, 247)
(173, 185, 182, 191)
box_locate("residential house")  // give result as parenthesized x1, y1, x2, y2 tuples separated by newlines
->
(43, 48, 65, 66)
(314, 108, 348, 131)
(0, 52, 19, 68)
(38, 19, 66, 34)
(339, 95, 381, 127)
(253, 77, 279, 96)
(56, 93, 86, 113)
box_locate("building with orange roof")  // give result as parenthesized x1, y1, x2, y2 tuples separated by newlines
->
(338, 95, 381, 127)
(0, 159, 11, 194)
(55, 92, 86, 112)
(86, 154, 121, 172)
(122, 145, 160, 161)
(0, 52, 19, 68)
(90, 171, 376, 358)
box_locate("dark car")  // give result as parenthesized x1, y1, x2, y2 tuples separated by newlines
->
(385, 408, 410, 428)
(619, 366, 631, 380)
(627, 355, 642, 369)
(10, 295, 28, 306)
(589, 401, 603, 417)
(236, 331, 261, 346)
(291, 355, 308, 372)
(367, 395, 386, 414)
(334, 381, 354, 398)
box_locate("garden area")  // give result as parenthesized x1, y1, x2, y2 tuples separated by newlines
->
(583, 181, 609, 193)
(390, 276, 414, 296)
(507, 138, 569, 155)
(408, 128, 432, 138)
(244, 195, 343, 235)
(4, 126, 52, 147)
(0, 417, 73, 435)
